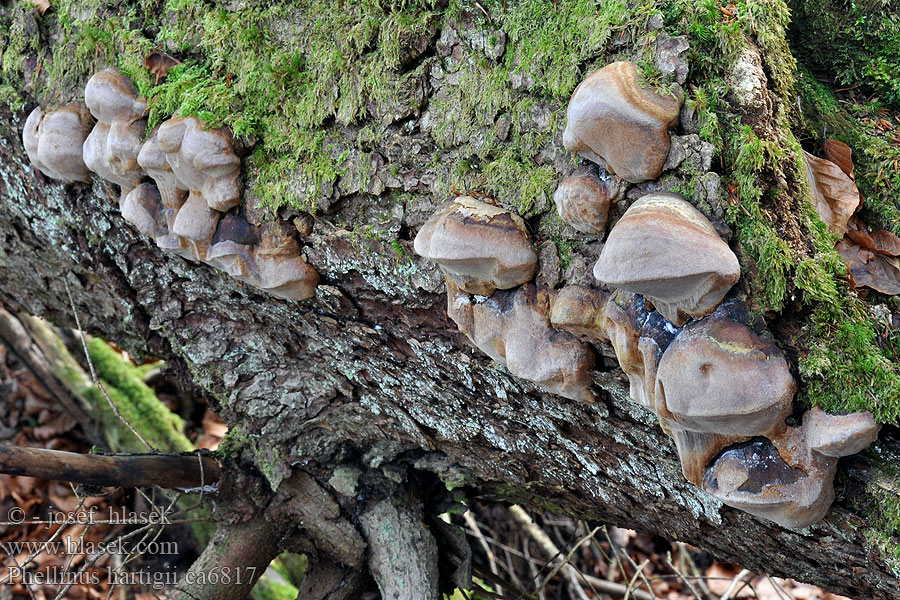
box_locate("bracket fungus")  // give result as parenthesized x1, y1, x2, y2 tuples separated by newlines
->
(205, 213, 258, 278)
(414, 196, 538, 296)
(447, 282, 594, 402)
(563, 61, 683, 183)
(246, 224, 320, 301)
(705, 407, 879, 528)
(157, 116, 242, 212)
(120, 183, 167, 239)
(594, 193, 740, 326)
(654, 316, 795, 486)
(205, 220, 318, 301)
(170, 194, 221, 262)
(23, 105, 93, 183)
(553, 164, 623, 234)
(19, 68, 320, 303)
(138, 129, 190, 253)
(600, 290, 678, 412)
(548, 284, 610, 342)
(82, 68, 148, 198)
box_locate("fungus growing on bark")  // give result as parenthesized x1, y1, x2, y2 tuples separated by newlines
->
(704, 406, 878, 528)
(170, 194, 221, 261)
(801, 407, 880, 458)
(414, 196, 538, 296)
(703, 435, 831, 529)
(246, 223, 319, 301)
(120, 183, 166, 239)
(553, 164, 623, 234)
(157, 116, 242, 212)
(599, 290, 678, 411)
(137, 129, 190, 253)
(23, 105, 93, 183)
(82, 68, 148, 198)
(548, 285, 610, 341)
(562, 61, 683, 183)
(654, 315, 795, 485)
(804, 150, 860, 235)
(593, 192, 740, 326)
(138, 129, 188, 211)
(205, 213, 258, 278)
(447, 282, 594, 402)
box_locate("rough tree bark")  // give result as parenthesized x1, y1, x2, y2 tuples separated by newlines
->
(1, 1, 900, 599)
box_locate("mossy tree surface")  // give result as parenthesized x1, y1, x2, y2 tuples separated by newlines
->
(4, 0, 900, 595)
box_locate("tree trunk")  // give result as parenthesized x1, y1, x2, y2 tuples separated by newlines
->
(1, 1, 899, 598)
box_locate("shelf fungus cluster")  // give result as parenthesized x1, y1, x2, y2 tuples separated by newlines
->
(22, 67, 318, 301)
(415, 196, 595, 402)
(548, 191, 880, 528)
(415, 58, 881, 528)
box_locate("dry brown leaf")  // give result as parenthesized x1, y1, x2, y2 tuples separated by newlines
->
(28, 0, 50, 15)
(705, 562, 751, 596)
(32, 412, 78, 440)
(846, 216, 900, 256)
(804, 151, 861, 235)
(145, 51, 181, 84)
(837, 239, 900, 294)
(824, 139, 854, 180)
(197, 408, 228, 450)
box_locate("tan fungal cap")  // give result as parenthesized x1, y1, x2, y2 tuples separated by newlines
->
(84, 67, 147, 124)
(121, 183, 166, 239)
(447, 282, 594, 402)
(157, 116, 242, 212)
(563, 61, 682, 183)
(549, 285, 610, 342)
(593, 192, 740, 325)
(414, 196, 538, 296)
(170, 193, 221, 261)
(138, 128, 188, 212)
(655, 316, 795, 438)
(248, 224, 320, 301)
(553, 165, 623, 234)
(600, 291, 657, 409)
(23, 105, 93, 183)
(702, 434, 836, 529)
(802, 407, 880, 458)
(82, 68, 148, 195)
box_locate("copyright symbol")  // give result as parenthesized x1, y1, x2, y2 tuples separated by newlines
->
(7, 507, 24, 524)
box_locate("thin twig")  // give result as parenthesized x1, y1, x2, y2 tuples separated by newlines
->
(509, 506, 657, 600)
(621, 545, 657, 598)
(665, 552, 702, 600)
(676, 543, 716, 600)
(464, 510, 503, 597)
(63, 279, 152, 450)
(721, 569, 752, 600)
(8, 546, 39, 600)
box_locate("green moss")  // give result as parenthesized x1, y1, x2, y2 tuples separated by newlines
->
(841, 446, 900, 574)
(795, 69, 900, 237)
(790, 0, 900, 109)
(84, 338, 194, 453)
(662, 0, 900, 421)
(250, 559, 299, 600)
(799, 311, 900, 421)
